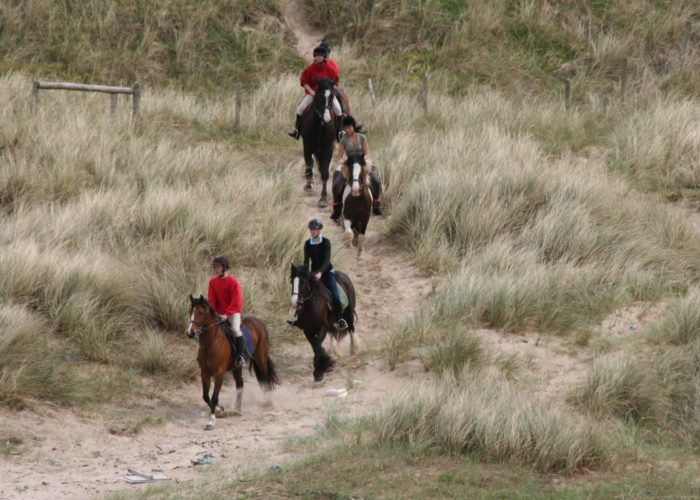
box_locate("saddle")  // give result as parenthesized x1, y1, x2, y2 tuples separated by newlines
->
(318, 282, 349, 312)
(221, 322, 254, 358)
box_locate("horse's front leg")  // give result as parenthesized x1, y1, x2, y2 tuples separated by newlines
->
(201, 370, 213, 413)
(312, 329, 334, 381)
(304, 154, 314, 191)
(318, 180, 328, 208)
(205, 370, 226, 430)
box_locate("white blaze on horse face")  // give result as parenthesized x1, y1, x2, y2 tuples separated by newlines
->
(291, 277, 299, 307)
(187, 309, 196, 336)
(323, 90, 332, 123)
(351, 163, 361, 196)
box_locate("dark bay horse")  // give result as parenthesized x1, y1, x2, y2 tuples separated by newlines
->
(289, 265, 357, 381)
(301, 78, 337, 208)
(187, 295, 278, 430)
(341, 155, 373, 255)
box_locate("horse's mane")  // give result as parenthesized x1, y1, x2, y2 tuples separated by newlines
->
(293, 265, 326, 293)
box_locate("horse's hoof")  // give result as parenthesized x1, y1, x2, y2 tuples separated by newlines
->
(313, 372, 324, 382)
(318, 199, 328, 208)
(204, 423, 214, 431)
(304, 183, 313, 192)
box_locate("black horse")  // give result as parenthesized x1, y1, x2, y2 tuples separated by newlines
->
(301, 78, 338, 208)
(289, 264, 357, 381)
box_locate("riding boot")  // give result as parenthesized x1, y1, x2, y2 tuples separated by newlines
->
(234, 335, 246, 367)
(333, 300, 348, 331)
(372, 198, 384, 216)
(288, 115, 302, 140)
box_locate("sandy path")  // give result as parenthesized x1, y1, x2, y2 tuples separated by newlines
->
(280, 0, 324, 58)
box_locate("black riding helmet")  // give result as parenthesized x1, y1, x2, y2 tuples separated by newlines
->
(211, 255, 230, 270)
(319, 41, 331, 55)
(308, 218, 323, 230)
(341, 115, 357, 129)
(313, 45, 328, 57)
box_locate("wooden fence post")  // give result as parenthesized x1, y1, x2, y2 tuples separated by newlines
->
(131, 83, 140, 119)
(234, 83, 242, 129)
(619, 57, 628, 103)
(556, 76, 572, 110)
(368, 78, 377, 105)
(421, 73, 430, 113)
(31, 81, 39, 107)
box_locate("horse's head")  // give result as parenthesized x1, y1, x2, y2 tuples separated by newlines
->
(290, 264, 314, 308)
(187, 294, 213, 339)
(347, 155, 368, 197)
(313, 78, 335, 123)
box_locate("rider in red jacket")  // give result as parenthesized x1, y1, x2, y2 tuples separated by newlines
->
(208, 255, 246, 367)
(288, 45, 343, 140)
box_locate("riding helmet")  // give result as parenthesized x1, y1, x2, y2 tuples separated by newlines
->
(211, 255, 230, 270)
(308, 218, 324, 230)
(313, 45, 328, 57)
(319, 41, 331, 55)
(341, 115, 357, 129)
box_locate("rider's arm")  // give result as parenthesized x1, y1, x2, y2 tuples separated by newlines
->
(362, 136, 370, 157)
(224, 278, 243, 317)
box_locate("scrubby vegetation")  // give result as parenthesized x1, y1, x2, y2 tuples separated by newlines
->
(3, 0, 700, 497)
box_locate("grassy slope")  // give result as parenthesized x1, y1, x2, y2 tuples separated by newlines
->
(2, 0, 700, 497)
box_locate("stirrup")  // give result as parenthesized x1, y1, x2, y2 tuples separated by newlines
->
(288, 129, 300, 140)
(335, 318, 348, 331)
(235, 354, 246, 367)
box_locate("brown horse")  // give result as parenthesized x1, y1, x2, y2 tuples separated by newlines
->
(289, 265, 357, 381)
(187, 295, 278, 430)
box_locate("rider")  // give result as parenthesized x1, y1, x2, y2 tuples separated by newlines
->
(304, 218, 348, 331)
(208, 255, 246, 367)
(331, 115, 384, 220)
(288, 44, 343, 140)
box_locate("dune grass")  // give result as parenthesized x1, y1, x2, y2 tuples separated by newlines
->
(0, 73, 305, 407)
(0, 0, 301, 91)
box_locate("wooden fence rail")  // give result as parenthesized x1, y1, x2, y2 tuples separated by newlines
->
(32, 81, 141, 119)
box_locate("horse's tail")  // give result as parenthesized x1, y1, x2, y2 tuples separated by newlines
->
(250, 356, 279, 391)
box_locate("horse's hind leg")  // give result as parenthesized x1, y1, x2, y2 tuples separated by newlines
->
(328, 334, 341, 358)
(232, 367, 244, 416)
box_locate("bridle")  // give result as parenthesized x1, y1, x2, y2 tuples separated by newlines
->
(187, 304, 226, 339)
(291, 270, 314, 310)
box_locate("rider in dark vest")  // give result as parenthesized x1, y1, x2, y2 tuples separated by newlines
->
(303, 218, 348, 331)
(331, 115, 384, 220)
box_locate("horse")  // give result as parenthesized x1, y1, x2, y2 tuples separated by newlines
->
(289, 264, 357, 381)
(339, 155, 373, 255)
(301, 77, 338, 209)
(186, 295, 279, 430)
